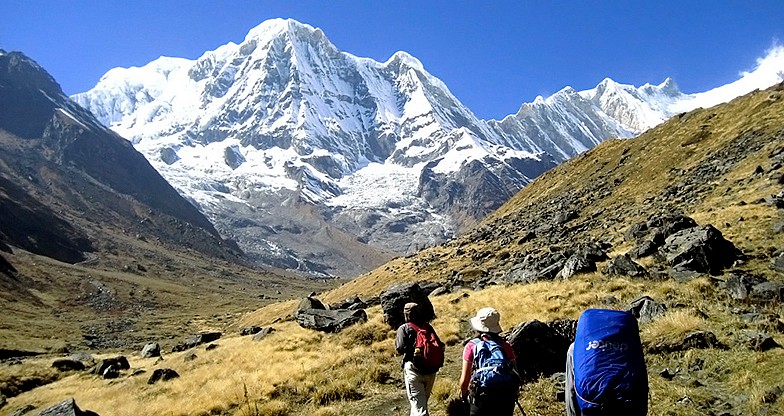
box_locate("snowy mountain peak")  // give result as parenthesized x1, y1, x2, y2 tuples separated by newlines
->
(72, 19, 784, 278)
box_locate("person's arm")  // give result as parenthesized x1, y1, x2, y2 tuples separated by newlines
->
(459, 358, 472, 400)
(459, 342, 473, 399)
(394, 325, 407, 355)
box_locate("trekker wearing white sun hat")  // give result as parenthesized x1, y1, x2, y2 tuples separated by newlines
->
(459, 307, 520, 416)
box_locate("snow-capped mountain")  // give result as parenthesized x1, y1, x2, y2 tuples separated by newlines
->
(72, 19, 784, 277)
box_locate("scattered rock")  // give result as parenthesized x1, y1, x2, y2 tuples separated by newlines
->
(51, 359, 85, 372)
(251, 327, 275, 341)
(744, 333, 782, 352)
(751, 281, 784, 302)
(240, 326, 262, 336)
(140, 342, 161, 358)
(183, 353, 197, 362)
(297, 296, 325, 311)
(147, 368, 179, 384)
(762, 386, 784, 404)
(659, 225, 740, 275)
(294, 308, 368, 333)
(380, 283, 435, 329)
(91, 357, 129, 377)
(659, 368, 676, 380)
(36, 398, 99, 416)
(328, 296, 368, 310)
(650, 331, 727, 354)
(205, 344, 218, 351)
(556, 255, 596, 279)
(689, 357, 705, 372)
(172, 332, 222, 352)
(725, 273, 767, 300)
(772, 253, 784, 274)
(602, 254, 647, 277)
(626, 296, 667, 323)
(10, 404, 35, 416)
(628, 240, 658, 259)
(101, 365, 119, 380)
(506, 319, 576, 383)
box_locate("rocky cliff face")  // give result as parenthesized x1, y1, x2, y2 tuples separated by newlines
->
(71, 20, 784, 277)
(0, 50, 240, 265)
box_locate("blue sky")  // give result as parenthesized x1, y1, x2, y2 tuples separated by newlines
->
(2, 1, 782, 120)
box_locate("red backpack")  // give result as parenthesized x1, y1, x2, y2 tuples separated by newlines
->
(408, 322, 445, 374)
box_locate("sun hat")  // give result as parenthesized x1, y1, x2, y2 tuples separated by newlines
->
(470, 307, 503, 334)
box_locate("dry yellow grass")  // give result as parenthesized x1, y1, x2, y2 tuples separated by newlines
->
(8, 272, 783, 416)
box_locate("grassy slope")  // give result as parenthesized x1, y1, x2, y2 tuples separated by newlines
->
(3, 84, 784, 415)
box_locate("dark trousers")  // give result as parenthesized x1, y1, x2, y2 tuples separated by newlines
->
(469, 391, 516, 416)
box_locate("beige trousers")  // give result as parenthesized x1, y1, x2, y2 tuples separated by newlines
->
(403, 361, 437, 416)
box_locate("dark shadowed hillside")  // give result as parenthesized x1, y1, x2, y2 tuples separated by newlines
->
(0, 52, 326, 353)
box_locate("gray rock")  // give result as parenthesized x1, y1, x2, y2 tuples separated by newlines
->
(183, 353, 197, 362)
(297, 296, 325, 311)
(557, 255, 596, 279)
(628, 240, 657, 259)
(772, 253, 784, 274)
(147, 368, 179, 384)
(724, 273, 767, 300)
(380, 283, 435, 329)
(51, 359, 85, 372)
(602, 254, 647, 277)
(251, 327, 276, 341)
(626, 296, 667, 323)
(294, 308, 367, 333)
(11, 404, 35, 416)
(172, 332, 222, 352)
(90, 357, 129, 376)
(659, 225, 739, 275)
(36, 398, 99, 416)
(650, 331, 727, 354)
(506, 319, 577, 383)
(240, 326, 262, 336)
(140, 342, 161, 358)
(744, 333, 782, 352)
(751, 281, 784, 302)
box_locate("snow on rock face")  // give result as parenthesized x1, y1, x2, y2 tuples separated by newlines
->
(72, 20, 784, 277)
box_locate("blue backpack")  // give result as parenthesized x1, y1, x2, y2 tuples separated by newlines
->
(470, 338, 520, 395)
(573, 309, 648, 415)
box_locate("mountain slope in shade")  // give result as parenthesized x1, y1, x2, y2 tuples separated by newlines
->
(72, 19, 784, 277)
(0, 50, 240, 265)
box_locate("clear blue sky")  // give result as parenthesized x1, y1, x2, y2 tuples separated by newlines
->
(2, 1, 782, 120)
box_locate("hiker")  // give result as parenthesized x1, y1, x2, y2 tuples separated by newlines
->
(565, 308, 648, 416)
(459, 307, 520, 416)
(395, 302, 444, 416)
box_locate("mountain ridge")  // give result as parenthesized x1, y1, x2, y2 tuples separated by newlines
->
(72, 20, 784, 277)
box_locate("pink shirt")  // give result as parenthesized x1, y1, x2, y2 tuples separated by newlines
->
(463, 337, 516, 362)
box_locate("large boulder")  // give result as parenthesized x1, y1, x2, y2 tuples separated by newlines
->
(51, 359, 85, 372)
(36, 398, 99, 416)
(380, 283, 435, 329)
(602, 254, 647, 277)
(172, 332, 222, 352)
(140, 342, 161, 358)
(751, 281, 784, 302)
(294, 308, 367, 333)
(90, 357, 129, 377)
(557, 255, 596, 279)
(659, 225, 740, 275)
(626, 296, 666, 324)
(506, 319, 577, 383)
(147, 368, 179, 384)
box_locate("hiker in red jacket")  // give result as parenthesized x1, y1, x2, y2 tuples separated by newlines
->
(395, 302, 443, 416)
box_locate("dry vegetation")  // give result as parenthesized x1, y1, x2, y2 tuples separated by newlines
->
(3, 86, 784, 415)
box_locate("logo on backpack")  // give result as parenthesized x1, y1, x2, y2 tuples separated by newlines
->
(470, 339, 520, 396)
(408, 322, 445, 374)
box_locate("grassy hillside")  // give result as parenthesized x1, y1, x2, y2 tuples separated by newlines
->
(3, 83, 784, 415)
